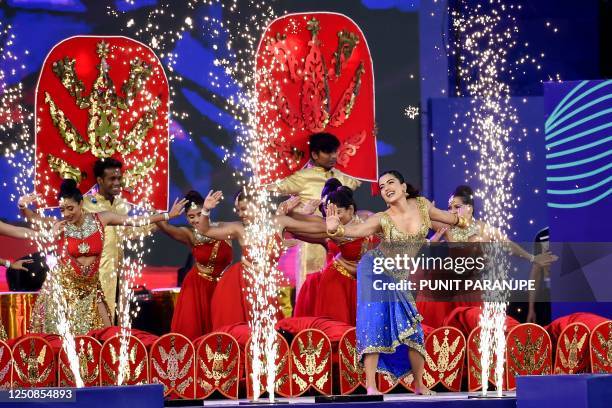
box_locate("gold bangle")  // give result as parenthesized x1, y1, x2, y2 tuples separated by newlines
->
(327, 224, 345, 238)
(457, 216, 468, 229)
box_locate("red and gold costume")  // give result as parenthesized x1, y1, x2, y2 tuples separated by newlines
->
(30, 213, 110, 335)
(314, 237, 373, 325)
(170, 230, 232, 340)
(34, 37, 170, 319)
(295, 217, 378, 325)
(417, 222, 482, 328)
(210, 233, 287, 330)
(275, 165, 361, 290)
(82, 193, 156, 320)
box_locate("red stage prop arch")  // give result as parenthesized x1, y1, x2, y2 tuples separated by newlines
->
(35, 36, 169, 210)
(254, 13, 377, 184)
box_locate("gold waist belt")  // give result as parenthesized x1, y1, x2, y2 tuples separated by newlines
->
(333, 260, 356, 280)
(196, 262, 220, 281)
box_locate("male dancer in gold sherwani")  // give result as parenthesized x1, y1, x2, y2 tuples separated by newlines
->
(82, 158, 132, 321)
(270, 133, 361, 292)
(83, 158, 157, 321)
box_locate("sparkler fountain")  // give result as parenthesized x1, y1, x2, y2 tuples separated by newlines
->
(109, 0, 283, 400)
(1, 21, 86, 387)
(450, 0, 521, 396)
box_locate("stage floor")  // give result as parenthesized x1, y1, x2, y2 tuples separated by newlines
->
(171, 392, 517, 407)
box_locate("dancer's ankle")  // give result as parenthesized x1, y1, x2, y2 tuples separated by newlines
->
(366, 386, 381, 395)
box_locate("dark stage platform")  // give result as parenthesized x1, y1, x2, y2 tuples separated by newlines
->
(169, 393, 517, 408)
(8, 375, 612, 408)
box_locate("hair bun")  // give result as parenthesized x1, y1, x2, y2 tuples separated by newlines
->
(184, 190, 203, 202)
(57, 178, 83, 203)
(337, 185, 354, 197)
(60, 178, 78, 193)
(453, 185, 473, 197)
(323, 177, 342, 191)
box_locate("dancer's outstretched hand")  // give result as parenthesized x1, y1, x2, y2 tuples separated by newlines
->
(10, 259, 34, 272)
(204, 190, 223, 211)
(325, 203, 340, 233)
(430, 227, 448, 243)
(276, 196, 300, 216)
(298, 199, 320, 215)
(18, 192, 40, 209)
(168, 198, 188, 219)
(534, 251, 558, 267)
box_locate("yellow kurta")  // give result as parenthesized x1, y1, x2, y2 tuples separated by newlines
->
(274, 165, 361, 290)
(82, 193, 154, 319)
(274, 165, 361, 204)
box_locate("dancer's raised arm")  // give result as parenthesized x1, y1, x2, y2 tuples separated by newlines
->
(98, 198, 187, 227)
(18, 193, 56, 229)
(423, 197, 468, 227)
(325, 203, 382, 238)
(477, 222, 557, 267)
(156, 221, 194, 245)
(196, 190, 243, 241)
(0, 220, 37, 240)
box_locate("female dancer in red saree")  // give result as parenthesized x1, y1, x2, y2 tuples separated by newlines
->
(25, 179, 186, 335)
(156, 191, 233, 340)
(294, 180, 378, 325)
(292, 178, 342, 318)
(197, 190, 327, 330)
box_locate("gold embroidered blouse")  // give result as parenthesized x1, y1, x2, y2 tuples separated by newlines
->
(379, 197, 431, 243)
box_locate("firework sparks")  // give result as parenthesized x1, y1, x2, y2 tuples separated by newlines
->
(448, 0, 532, 396)
(108, 0, 283, 399)
(0, 21, 88, 386)
(404, 105, 420, 119)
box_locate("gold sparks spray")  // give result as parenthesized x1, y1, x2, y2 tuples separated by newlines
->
(214, 3, 283, 400)
(450, 0, 520, 396)
(0, 22, 85, 386)
(109, 1, 282, 399)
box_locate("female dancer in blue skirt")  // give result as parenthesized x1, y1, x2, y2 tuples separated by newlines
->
(325, 170, 468, 395)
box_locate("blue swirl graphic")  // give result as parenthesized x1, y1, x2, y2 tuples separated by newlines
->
(545, 81, 612, 209)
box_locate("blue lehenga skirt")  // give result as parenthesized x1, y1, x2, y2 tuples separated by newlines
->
(356, 248, 426, 382)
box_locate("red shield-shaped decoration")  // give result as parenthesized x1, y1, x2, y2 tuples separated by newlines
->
(467, 327, 506, 392)
(0, 340, 12, 388)
(35, 36, 169, 210)
(12, 335, 57, 387)
(420, 327, 466, 391)
(149, 334, 196, 399)
(246, 332, 291, 398)
(58, 335, 102, 387)
(100, 335, 149, 385)
(255, 13, 377, 184)
(505, 323, 552, 390)
(553, 322, 590, 374)
(290, 329, 332, 396)
(195, 332, 240, 399)
(338, 328, 365, 395)
(590, 320, 612, 373)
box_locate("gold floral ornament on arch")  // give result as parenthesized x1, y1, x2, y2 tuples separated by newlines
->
(46, 41, 158, 179)
(254, 13, 378, 184)
(35, 36, 170, 210)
